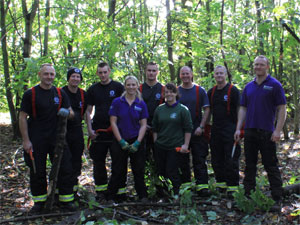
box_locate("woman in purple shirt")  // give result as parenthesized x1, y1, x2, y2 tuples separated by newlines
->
(107, 76, 148, 202)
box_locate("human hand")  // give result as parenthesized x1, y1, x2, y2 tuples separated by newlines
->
(194, 126, 203, 136)
(234, 130, 241, 142)
(129, 140, 140, 153)
(271, 130, 281, 142)
(119, 139, 130, 150)
(57, 108, 70, 117)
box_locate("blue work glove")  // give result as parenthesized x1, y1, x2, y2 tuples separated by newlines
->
(57, 108, 70, 117)
(129, 140, 140, 153)
(119, 139, 130, 151)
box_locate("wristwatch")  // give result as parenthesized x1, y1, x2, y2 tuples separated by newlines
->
(200, 125, 204, 129)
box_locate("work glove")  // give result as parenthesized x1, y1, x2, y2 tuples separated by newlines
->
(129, 140, 140, 153)
(119, 139, 130, 151)
(57, 108, 70, 117)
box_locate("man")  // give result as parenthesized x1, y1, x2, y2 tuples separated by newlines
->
(139, 62, 164, 158)
(19, 63, 75, 213)
(86, 62, 124, 201)
(234, 55, 286, 208)
(207, 66, 240, 197)
(62, 68, 87, 196)
(178, 66, 210, 196)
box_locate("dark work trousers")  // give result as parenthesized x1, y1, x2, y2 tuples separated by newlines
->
(66, 125, 84, 187)
(210, 126, 240, 186)
(243, 128, 283, 200)
(154, 146, 181, 195)
(24, 139, 73, 197)
(144, 130, 155, 161)
(106, 138, 147, 200)
(89, 140, 111, 190)
(179, 136, 209, 185)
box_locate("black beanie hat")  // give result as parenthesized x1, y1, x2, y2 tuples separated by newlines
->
(67, 67, 83, 81)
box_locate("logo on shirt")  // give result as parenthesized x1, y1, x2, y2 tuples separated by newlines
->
(263, 85, 273, 91)
(170, 113, 177, 119)
(54, 97, 60, 104)
(134, 106, 142, 111)
(109, 90, 115, 97)
(155, 93, 161, 100)
(79, 101, 82, 108)
(224, 95, 228, 101)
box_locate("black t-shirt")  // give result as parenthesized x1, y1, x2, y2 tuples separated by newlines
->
(140, 82, 164, 126)
(207, 83, 240, 129)
(62, 86, 87, 128)
(20, 85, 70, 142)
(87, 80, 124, 130)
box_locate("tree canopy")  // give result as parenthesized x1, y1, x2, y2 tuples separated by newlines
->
(0, 0, 300, 136)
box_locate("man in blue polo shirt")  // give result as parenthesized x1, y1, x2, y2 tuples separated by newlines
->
(234, 55, 286, 209)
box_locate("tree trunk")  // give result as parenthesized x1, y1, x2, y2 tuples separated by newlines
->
(1, 0, 18, 138)
(44, 116, 68, 211)
(21, 0, 39, 58)
(166, 0, 175, 82)
(255, 0, 265, 55)
(43, 0, 50, 56)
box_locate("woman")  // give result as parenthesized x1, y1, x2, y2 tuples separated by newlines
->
(152, 83, 193, 196)
(107, 75, 148, 201)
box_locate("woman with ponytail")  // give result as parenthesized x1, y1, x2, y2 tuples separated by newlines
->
(106, 76, 148, 202)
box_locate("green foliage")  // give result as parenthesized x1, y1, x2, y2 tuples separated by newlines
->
(233, 183, 275, 214)
(175, 186, 203, 224)
(233, 187, 256, 214)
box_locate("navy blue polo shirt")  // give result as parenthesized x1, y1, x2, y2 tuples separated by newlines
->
(241, 75, 286, 132)
(109, 96, 149, 140)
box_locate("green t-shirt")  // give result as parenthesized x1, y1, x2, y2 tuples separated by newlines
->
(152, 102, 193, 150)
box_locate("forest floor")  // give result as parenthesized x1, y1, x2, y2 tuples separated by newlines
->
(1, 119, 300, 224)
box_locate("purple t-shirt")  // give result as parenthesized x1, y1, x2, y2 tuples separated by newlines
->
(109, 96, 149, 140)
(241, 75, 286, 132)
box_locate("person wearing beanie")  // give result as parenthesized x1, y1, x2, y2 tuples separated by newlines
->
(62, 67, 87, 198)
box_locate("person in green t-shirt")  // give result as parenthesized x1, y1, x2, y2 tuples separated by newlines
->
(152, 83, 193, 197)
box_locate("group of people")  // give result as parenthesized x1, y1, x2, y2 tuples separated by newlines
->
(20, 55, 286, 213)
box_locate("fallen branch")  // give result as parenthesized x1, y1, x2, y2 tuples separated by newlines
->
(0, 211, 76, 224)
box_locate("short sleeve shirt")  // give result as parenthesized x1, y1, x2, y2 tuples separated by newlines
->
(62, 86, 87, 128)
(20, 85, 70, 141)
(240, 75, 286, 132)
(178, 84, 210, 129)
(140, 82, 164, 125)
(109, 96, 149, 140)
(207, 83, 240, 129)
(87, 80, 124, 129)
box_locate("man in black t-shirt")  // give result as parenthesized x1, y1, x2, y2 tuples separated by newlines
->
(207, 66, 241, 197)
(62, 68, 87, 195)
(140, 62, 164, 158)
(19, 63, 76, 213)
(86, 62, 124, 201)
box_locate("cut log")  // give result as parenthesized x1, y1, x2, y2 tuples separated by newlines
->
(44, 116, 68, 210)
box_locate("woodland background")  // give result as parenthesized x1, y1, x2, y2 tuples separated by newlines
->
(1, 0, 300, 224)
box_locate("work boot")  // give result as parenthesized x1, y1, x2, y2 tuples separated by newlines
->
(270, 198, 282, 212)
(29, 202, 45, 214)
(197, 189, 211, 197)
(60, 201, 78, 212)
(96, 192, 106, 203)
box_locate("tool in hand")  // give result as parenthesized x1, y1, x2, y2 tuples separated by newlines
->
(29, 148, 37, 174)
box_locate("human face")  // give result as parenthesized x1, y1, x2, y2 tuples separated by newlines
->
(97, 66, 111, 84)
(180, 67, 193, 85)
(254, 57, 269, 77)
(125, 78, 138, 96)
(146, 65, 159, 82)
(165, 88, 177, 105)
(214, 67, 227, 85)
(68, 73, 81, 88)
(38, 66, 55, 89)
